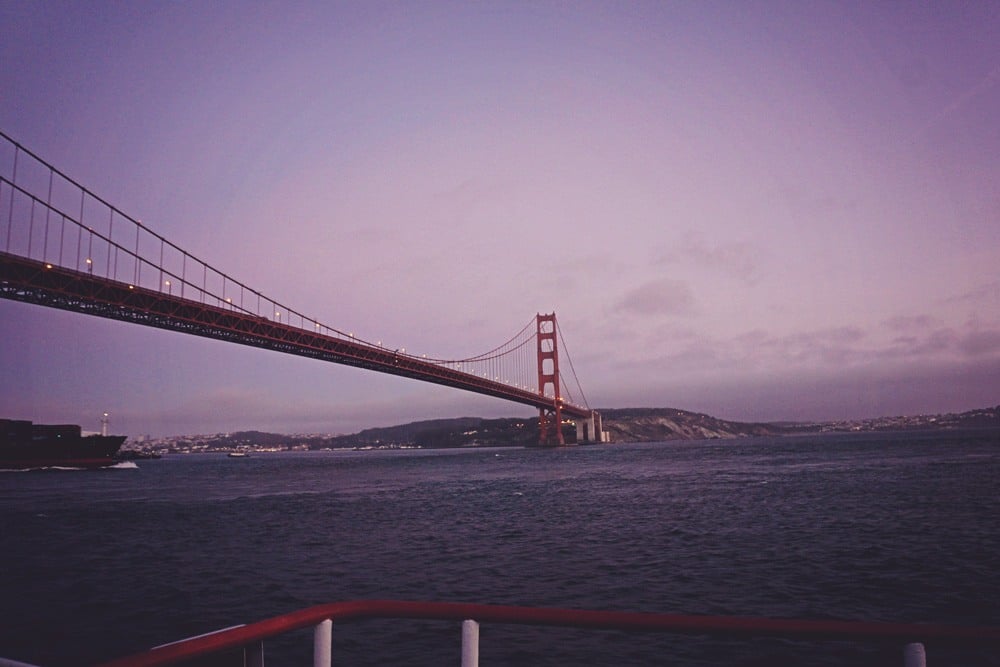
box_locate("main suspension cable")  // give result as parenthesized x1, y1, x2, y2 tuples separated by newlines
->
(557, 319, 589, 409)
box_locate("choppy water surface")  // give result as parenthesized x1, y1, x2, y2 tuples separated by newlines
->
(2, 430, 998, 666)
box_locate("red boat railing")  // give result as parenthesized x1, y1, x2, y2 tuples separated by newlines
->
(95, 599, 1000, 667)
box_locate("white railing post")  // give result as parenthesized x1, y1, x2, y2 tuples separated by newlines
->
(462, 619, 479, 667)
(903, 642, 926, 667)
(314, 618, 333, 667)
(245, 641, 264, 667)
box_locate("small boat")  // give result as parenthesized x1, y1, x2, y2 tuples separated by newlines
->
(227, 451, 249, 458)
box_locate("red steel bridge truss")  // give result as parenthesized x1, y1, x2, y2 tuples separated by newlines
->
(0, 131, 601, 444)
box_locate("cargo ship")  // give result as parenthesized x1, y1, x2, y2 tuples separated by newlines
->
(0, 419, 126, 469)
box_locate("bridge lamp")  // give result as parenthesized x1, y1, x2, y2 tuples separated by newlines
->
(164, 280, 171, 294)
(85, 257, 93, 273)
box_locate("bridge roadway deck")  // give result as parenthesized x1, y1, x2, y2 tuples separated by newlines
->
(0, 252, 590, 417)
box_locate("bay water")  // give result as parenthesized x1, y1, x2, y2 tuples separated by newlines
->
(2, 430, 998, 666)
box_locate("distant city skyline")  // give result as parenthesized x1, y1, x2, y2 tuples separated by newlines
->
(1, 2, 997, 437)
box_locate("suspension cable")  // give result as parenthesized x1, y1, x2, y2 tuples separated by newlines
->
(419, 316, 537, 364)
(557, 319, 589, 409)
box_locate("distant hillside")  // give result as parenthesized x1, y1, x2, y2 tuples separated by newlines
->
(326, 409, 787, 447)
(327, 417, 538, 448)
(125, 405, 1000, 454)
(790, 405, 1000, 433)
(318, 405, 1000, 446)
(599, 405, 1000, 441)
(599, 407, 784, 442)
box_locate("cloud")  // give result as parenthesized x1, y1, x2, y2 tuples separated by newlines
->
(882, 314, 937, 332)
(946, 279, 1000, 305)
(655, 232, 764, 285)
(959, 329, 1000, 357)
(607, 315, 1000, 391)
(613, 356, 1000, 424)
(615, 279, 697, 317)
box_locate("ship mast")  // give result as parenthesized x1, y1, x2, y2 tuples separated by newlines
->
(101, 412, 109, 437)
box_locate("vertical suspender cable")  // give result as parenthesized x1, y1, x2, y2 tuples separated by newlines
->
(27, 199, 35, 258)
(43, 169, 53, 262)
(107, 208, 114, 277)
(59, 213, 66, 266)
(134, 223, 140, 285)
(6, 145, 17, 251)
(0, 181, 5, 254)
(77, 190, 84, 270)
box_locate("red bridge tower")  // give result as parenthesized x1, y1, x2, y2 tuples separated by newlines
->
(536, 313, 564, 445)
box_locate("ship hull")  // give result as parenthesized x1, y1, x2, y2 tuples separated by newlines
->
(1, 419, 126, 469)
(0, 456, 123, 470)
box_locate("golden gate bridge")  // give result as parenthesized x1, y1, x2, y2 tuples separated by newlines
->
(0, 130, 604, 445)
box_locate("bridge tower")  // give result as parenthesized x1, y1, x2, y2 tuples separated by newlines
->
(536, 313, 564, 446)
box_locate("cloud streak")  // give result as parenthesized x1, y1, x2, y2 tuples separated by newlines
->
(655, 232, 766, 286)
(615, 279, 698, 317)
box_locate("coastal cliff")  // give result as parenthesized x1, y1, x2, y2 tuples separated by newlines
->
(599, 408, 783, 442)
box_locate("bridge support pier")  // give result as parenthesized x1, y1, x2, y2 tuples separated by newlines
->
(537, 405, 564, 447)
(574, 411, 608, 443)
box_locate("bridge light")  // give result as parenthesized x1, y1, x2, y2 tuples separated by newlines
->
(45, 263, 52, 269)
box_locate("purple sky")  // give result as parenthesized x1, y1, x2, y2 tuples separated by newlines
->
(1, 2, 997, 437)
